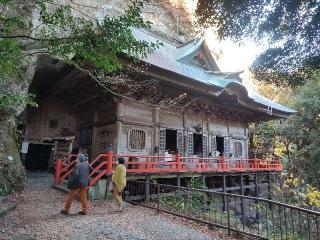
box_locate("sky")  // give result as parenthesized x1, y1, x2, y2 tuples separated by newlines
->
(176, 0, 265, 89)
(204, 29, 266, 90)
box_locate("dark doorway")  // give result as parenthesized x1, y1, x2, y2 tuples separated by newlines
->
(166, 129, 177, 153)
(26, 144, 53, 170)
(193, 133, 203, 156)
(216, 136, 224, 155)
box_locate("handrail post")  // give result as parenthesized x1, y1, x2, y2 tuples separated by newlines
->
(146, 157, 151, 173)
(54, 159, 62, 185)
(277, 158, 282, 170)
(176, 153, 181, 172)
(221, 155, 225, 171)
(254, 155, 258, 169)
(107, 150, 113, 174)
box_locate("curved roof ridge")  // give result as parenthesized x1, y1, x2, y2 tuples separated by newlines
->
(176, 38, 204, 62)
(131, 28, 294, 115)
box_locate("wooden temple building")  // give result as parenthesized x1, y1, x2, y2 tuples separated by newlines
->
(20, 28, 294, 198)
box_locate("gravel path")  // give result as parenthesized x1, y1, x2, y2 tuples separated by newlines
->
(0, 172, 229, 240)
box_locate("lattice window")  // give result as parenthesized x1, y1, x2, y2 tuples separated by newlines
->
(233, 141, 243, 157)
(159, 128, 166, 154)
(210, 135, 217, 155)
(224, 137, 230, 157)
(202, 135, 208, 157)
(128, 129, 146, 151)
(187, 132, 194, 156)
(177, 130, 184, 155)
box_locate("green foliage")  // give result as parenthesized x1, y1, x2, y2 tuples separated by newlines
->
(5, 0, 159, 72)
(195, 0, 320, 87)
(0, 93, 37, 111)
(34, 0, 160, 72)
(159, 177, 208, 214)
(0, 39, 23, 76)
(273, 177, 320, 211)
(250, 119, 295, 160)
(288, 72, 320, 185)
(252, 72, 320, 187)
(0, 0, 160, 116)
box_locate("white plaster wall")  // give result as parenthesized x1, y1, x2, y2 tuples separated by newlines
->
(159, 112, 183, 129)
(208, 122, 228, 136)
(229, 123, 246, 137)
(123, 104, 153, 124)
(184, 114, 208, 132)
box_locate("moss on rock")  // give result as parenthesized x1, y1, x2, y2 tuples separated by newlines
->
(0, 120, 26, 196)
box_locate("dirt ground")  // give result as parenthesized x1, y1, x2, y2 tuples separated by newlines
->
(0, 172, 233, 240)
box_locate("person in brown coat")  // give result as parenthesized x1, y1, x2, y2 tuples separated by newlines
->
(60, 154, 90, 215)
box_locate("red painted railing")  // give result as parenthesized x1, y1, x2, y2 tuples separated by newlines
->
(54, 151, 283, 186)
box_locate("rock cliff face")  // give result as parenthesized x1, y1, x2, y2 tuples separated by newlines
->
(0, 53, 37, 194)
(0, 120, 26, 195)
(69, 0, 195, 42)
(0, 0, 195, 195)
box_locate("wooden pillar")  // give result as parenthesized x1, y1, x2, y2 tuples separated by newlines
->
(183, 113, 188, 157)
(105, 175, 113, 199)
(91, 111, 98, 159)
(176, 173, 181, 187)
(115, 101, 124, 154)
(153, 107, 159, 155)
(240, 173, 245, 195)
(202, 174, 206, 187)
(145, 174, 151, 201)
(255, 173, 260, 221)
(255, 173, 259, 197)
(240, 173, 246, 224)
(52, 140, 58, 163)
(268, 172, 272, 200)
(222, 174, 227, 212)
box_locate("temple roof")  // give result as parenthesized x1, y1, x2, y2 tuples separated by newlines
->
(132, 28, 295, 116)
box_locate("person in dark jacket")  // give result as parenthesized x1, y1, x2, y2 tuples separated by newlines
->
(60, 153, 90, 215)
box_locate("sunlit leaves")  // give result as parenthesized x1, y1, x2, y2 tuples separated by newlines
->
(195, 0, 320, 87)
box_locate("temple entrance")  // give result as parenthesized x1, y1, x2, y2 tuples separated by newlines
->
(165, 129, 177, 153)
(216, 136, 224, 156)
(193, 133, 203, 156)
(21, 55, 118, 170)
(25, 144, 53, 170)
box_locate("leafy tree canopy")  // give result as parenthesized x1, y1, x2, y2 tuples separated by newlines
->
(196, 0, 320, 87)
(0, 0, 159, 116)
(252, 72, 320, 186)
